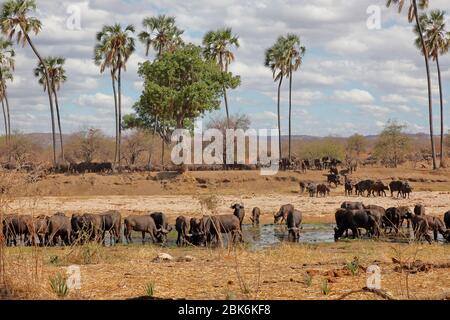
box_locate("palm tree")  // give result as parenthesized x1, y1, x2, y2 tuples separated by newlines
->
(0, 38, 14, 143)
(386, 0, 437, 169)
(138, 15, 183, 168)
(34, 57, 67, 162)
(283, 34, 305, 162)
(138, 15, 184, 57)
(265, 37, 287, 161)
(203, 28, 240, 128)
(1, 0, 58, 167)
(95, 24, 135, 169)
(415, 10, 450, 167)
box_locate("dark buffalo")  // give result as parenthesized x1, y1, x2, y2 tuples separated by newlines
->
(299, 181, 313, 193)
(307, 183, 317, 197)
(345, 180, 354, 196)
(47, 213, 72, 246)
(384, 207, 401, 233)
(354, 180, 375, 197)
(341, 201, 364, 210)
(326, 174, 341, 187)
(424, 216, 449, 242)
(274, 204, 295, 224)
(401, 182, 413, 199)
(317, 184, 330, 197)
(3, 215, 33, 246)
(124, 215, 166, 244)
(389, 180, 412, 198)
(204, 215, 243, 246)
(286, 210, 303, 241)
(398, 206, 413, 228)
(414, 204, 426, 216)
(231, 204, 245, 228)
(189, 217, 206, 246)
(445, 211, 450, 229)
(411, 215, 432, 243)
(175, 216, 190, 246)
(100, 210, 121, 245)
(33, 215, 49, 246)
(334, 209, 380, 241)
(370, 181, 389, 197)
(251, 207, 261, 226)
(150, 212, 172, 243)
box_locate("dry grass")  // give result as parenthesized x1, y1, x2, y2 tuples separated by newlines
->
(2, 241, 449, 300)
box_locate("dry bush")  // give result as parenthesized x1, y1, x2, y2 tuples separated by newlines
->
(0, 133, 44, 167)
(64, 129, 114, 163)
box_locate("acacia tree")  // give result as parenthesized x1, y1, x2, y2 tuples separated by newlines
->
(0, 0, 57, 166)
(374, 120, 411, 168)
(34, 57, 67, 162)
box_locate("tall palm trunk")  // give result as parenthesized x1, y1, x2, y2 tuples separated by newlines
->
(111, 70, 119, 168)
(4, 91, 11, 144)
(288, 69, 293, 162)
(52, 84, 64, 162)
(161, 138, 165, 169)
(277, 77, 283, 161)
(118, 66, 123, 169)
(24, 33, 57, 168)
(223, 87, 230, 128)
(1, 98, 7, 142)
(436, 55, 445, 166)
(413, 0, 437, 170)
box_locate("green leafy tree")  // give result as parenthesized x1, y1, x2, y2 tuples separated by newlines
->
(415, 10, 450, 166)
(34, 57, 67, 162)
(130, 44, 236, 140)
(346, 134, 366, 158)
(1, 0, 58, 166)
(386, 0, 436, 169)
(374, 120, 411, 168)
(94, 24, 135, 168)
(202, 28, 241, 128)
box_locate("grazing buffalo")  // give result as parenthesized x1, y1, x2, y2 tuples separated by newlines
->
(274, 204, 295, 224)
(317, 184, 330, 197)
(307, 183, 317, 197)
(341, 201, 364, 210)
(251, 207, 261, 226)
(286, 210, 303, 241)
(204, 215, 243, 246)
(411, 215, 432, 244)
(124, 215, 166, 244)
(345, 180, 354, 196)
(175, 216, 190, 246)
(389, 180, 412, 198)
(47, 213, 72, 246)
(326, 174, 341, 187)
(370, 181, 389, 197)
(150, 212, 172, 243)
(3, 215, 33, 246)
(354, 180, 375, 197)
(231, 204, 245, 228)
(423, 216, 449, 242)
(444, 211, 450, 229)
(299, 181, 312, 193)
(100, 210, 121, 245)
(414, 204, 426, 216)
(189, 217, 206, 246)
(397, 207, 413, 228)
(384, 207, 401, 233)
(33, 215, 49, 246)
(334, 209, 380, 241)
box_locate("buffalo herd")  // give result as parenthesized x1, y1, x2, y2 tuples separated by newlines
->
(2, 202, 450, 248)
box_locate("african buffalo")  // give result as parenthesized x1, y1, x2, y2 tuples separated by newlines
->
(251, 207, 261, 226)
(3, 215, 33, 246)
(274, 204, 295, 224)
(286, 210, 303, 241)
(334, 209, 380, 241)
(317, 184, 330, 197)
(345, 180, 354, 196)
(341, 201, 364, 210)
(124, 215, 166, 244)
(189, 217, 206, 246)
(100, 210, 121, 245)
(231, 204, 245, 228)
(33, 215, 49, 246)
(204, 215, 243, 246)
(47, 213, 72, 246)
(370, 181, 389, 197)
(354, 180, 374, 197)
(423, 216, 449, 242)
(175, 216, 190, 246)
(414, 204, 426, 216)
(411, 215, 432, 244)
(307, 183, 317, 197)
(150, 212, 172, 243)
(445, 211, 450, 229)
(389, 180, 412, 198)
(326, 174, 341, 187)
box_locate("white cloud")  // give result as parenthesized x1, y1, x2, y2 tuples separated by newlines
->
(333, 89, 375, 104)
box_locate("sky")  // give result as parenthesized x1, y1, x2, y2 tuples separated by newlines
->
(3, 0, 450, 137)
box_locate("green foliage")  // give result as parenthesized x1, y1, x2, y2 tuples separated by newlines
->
(374, 120, 411, 167)
(321, 279, 330, 296)
(346, 257, 360, 276)
(303, 273, 313, 287)
(49, 273, 69, 298)
(346, 134, 366, 157)
(297, 139, 345, 160)
(49, 255, 60, 265)
(133, 44, 239, 130)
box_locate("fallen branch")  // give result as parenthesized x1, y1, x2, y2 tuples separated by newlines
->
(336, 287, 396, 300)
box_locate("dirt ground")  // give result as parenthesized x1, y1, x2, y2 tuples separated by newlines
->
(1, 166, 450, 300)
